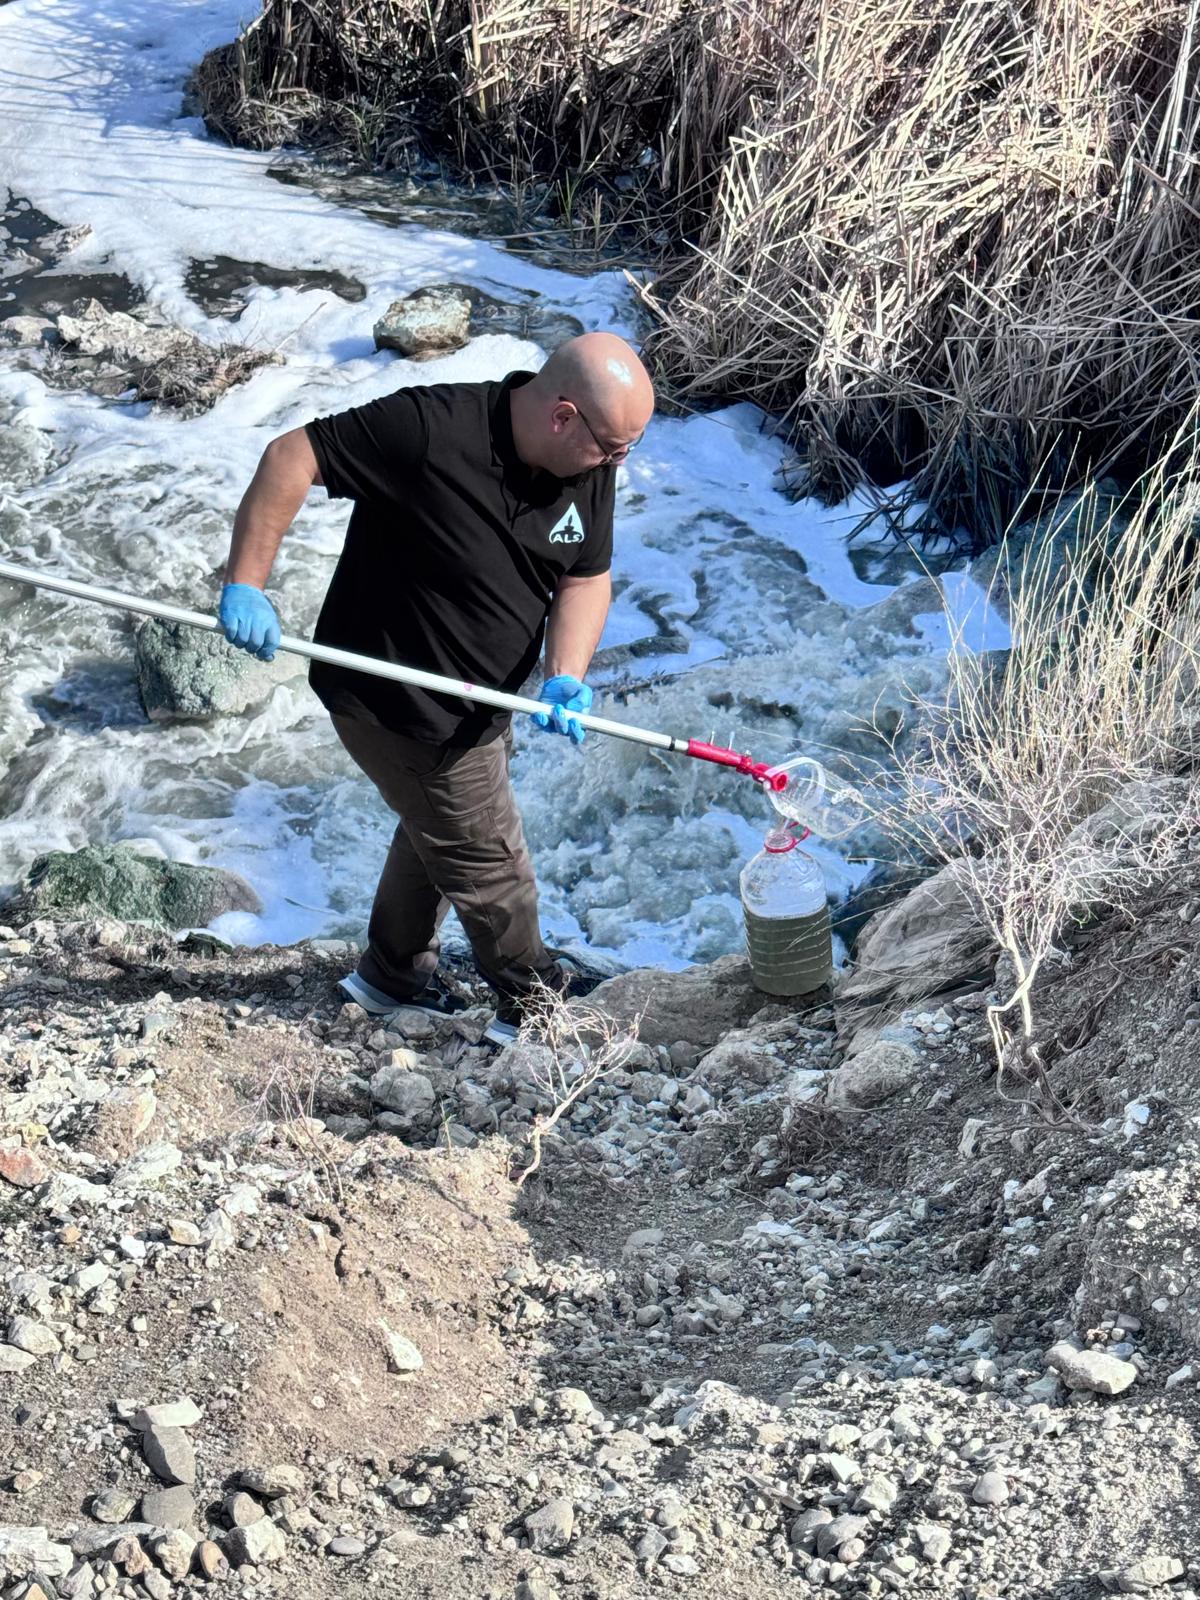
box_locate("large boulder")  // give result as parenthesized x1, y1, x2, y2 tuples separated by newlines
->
(373, 286, 471, 358)
(9, 843, 260, 928)
(136, 619, 304, 721)
(836, 859, 993, 1015)
(587, 956, 793, 1050)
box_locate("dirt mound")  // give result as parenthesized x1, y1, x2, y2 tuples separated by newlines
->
(3, 904, 1200, 1597)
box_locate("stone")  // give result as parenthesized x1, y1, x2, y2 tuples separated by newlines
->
(525, 1497, 575, 1553)
(914, 1522, 952, 1564)
(196, 1540, 228, 1580)
(142, 1426, 196, 1486)
(134, 1399, 202, 1430)
(837, 858, 993, 1012)
(373, 286, 471, 357)
(370, 1063, 436, 1125)
(0, 1345, 37, 1374)
(588, 955, 788, 1048)
(141, 1486, 197, 1530)
(380, 1321, 424, 1373)
(516, 1580, 559, 1600)
(790, 1507, 833, 1548)
(816, 1515, 868, 1559)
(167, 1218, 202, 1246)
(153, 1526, 196, 1578)
(238, 1464, 305, 1498)
(0, 1142, 49, 1187)
(828, 1038, 923, 1108)
(551, 1387, 596, 1420)
(136, 618, 305, 722)
(693, 1033, 782, 1090)
(7, 1316, 60, 1356)
(113, 1142, 182, 1191)
(0, 1527, 74, 1578)
(224, 1518, 286, 1566)
(143, 1570, 172, 1600)
(328, 1535, 367, 1556)
(972, 1471, 1008, 1506)
(71, 1521, 156, 1558)
(856, 1474, 900, 1514)
(12, 842, 261, 929)
(1104, 1556, 1186, 1592)
(91, 1489, 139, 1524)
(0, 315, 58, 348)
(1046, 1340, 1138, 1396)
(223, 1491, 264, 1526)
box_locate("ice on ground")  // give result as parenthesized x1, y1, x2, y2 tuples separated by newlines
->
(0, 0, 1007, 970)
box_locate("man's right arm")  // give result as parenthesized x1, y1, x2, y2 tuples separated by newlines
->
(225, 426, 322, 589)
(219, 427, 321, 661)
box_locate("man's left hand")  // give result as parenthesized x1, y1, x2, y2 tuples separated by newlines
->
(533, 674, 593, 746)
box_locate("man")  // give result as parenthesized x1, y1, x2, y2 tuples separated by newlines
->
(219, 331, 655, 1042)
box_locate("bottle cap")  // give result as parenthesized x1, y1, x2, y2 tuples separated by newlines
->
(764, 826, 798, 853)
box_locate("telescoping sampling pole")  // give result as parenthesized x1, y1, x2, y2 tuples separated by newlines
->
(0, 560, 788, 796)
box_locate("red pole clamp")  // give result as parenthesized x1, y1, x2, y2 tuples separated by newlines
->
(685, 739, 789, 791)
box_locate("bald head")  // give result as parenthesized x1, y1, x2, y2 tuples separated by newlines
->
(510, 332, 655, 478)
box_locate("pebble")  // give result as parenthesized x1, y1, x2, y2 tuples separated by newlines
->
(196, 1539, 229, 1580)
(224, 1518, 287, 1566)
(152, 1527, 196, 1578)
(524, 1498, 575, 1553)
(1104, 1556, 1187, 1592)
(224, 1490, 264, 1527)
(6, 1316, 59, 1356)
(1046, 1341, 1139, 1396)
(972, 1471, 1009, 1506)
(140, 1486, 196, 1529)
(238, 1464, 305, 1498)
(328, 1535, 367, 1556)
(0, 1144, 49, 1188)
(90, 1490, 139, 1525)
(142, 1426, 196, 1487)
(379, 1320, 424, 1373)
(134, 1398, 202, 1430)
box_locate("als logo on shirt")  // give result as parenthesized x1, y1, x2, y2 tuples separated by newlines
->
(548, 503, 586, 544)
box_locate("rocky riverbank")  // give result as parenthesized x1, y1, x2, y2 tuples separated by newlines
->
(4, 852, 1200, 1600)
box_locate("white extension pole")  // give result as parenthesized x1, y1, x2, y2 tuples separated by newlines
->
(0, 559, 787, 790)
(0, 558, 678, 747)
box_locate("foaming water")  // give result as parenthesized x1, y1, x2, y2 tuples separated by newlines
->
(0, 0, 1009, 970)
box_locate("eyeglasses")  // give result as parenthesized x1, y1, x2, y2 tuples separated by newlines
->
(557, 396, 643, 464)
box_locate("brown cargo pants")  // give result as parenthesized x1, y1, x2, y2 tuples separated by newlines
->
(331, 713, 562, 1003)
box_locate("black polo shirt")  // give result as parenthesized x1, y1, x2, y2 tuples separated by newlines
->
(304, 371, 615, 745)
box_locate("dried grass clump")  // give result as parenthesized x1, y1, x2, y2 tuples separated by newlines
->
(885, 408, 1200, 1061)
(198, 0, 1200, 539)
(645, 0, 1200, 542)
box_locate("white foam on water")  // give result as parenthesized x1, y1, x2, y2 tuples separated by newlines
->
(0, 0, 989, 972)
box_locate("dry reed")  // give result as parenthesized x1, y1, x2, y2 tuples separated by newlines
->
(196, 0, 1200, 540)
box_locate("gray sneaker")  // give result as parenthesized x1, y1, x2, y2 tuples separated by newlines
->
(338, 970, 467, 1018)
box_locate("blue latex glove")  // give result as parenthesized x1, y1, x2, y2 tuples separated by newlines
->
(219, 583, 281, 662)
(533, 673, 593, 746)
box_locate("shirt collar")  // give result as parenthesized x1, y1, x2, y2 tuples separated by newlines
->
(489, 370, 535, 475)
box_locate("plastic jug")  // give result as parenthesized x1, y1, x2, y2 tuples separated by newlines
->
(765, 755, 868, 839)
(739, 823, 833, 997)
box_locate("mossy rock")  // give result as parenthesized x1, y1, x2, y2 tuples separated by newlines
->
(11, 844, 261, 928)
(135, 619, 303, 722)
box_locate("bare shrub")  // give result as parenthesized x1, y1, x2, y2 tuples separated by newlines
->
(507, 981, 644, 1189)
(883, 413, 1200, 1067)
